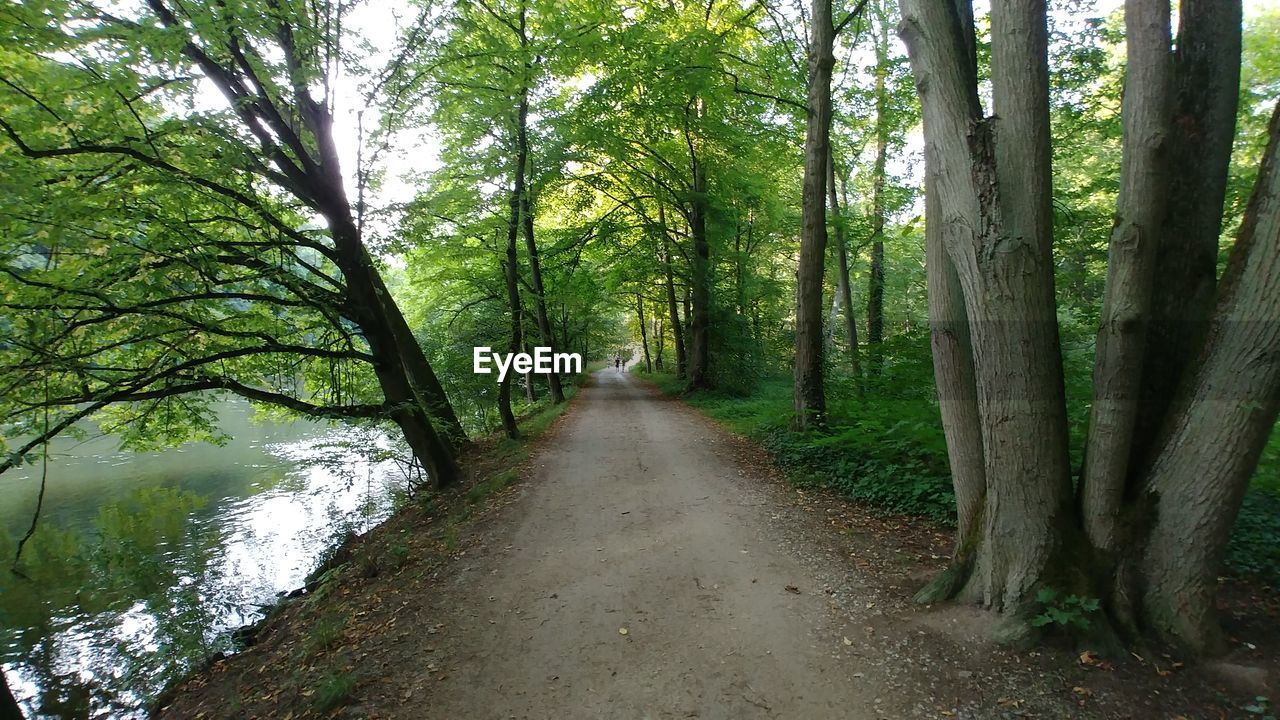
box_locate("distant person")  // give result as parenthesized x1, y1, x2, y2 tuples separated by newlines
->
(615, 355, 621, 370)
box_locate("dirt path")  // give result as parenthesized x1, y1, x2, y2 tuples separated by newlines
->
(419, 369, 896, 719)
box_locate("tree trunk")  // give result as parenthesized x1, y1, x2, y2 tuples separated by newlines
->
(660, 202, 688, 379)
(900, 0, 1074, 615)
(498, 96, 530, 440)
(1131, 0, 1243, 473)
(299, 86, 466, 485)
(654, 311, 665, 370)
(523, 336, 537, 403)
(687, 151, 713, 389)
(828, 148, 861, 379)
(326, 217, 462, 486)
(866, 20, 890, 374)
(793, 0, 836, 429)
(637, 293, 653, 372)
(519, 136, 565, 404)
(915, 167, 988, 605)
(1137, 103, 1280, 654)
(1081, 0, 1173, 575)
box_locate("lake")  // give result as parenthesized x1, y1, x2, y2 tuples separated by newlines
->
(0, 401, 413, 719)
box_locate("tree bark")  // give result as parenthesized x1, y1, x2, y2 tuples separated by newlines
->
(900, 0, 1074, 614)
(637, 293, 653, 372)
(326, 218, 461, 486)
(654, 311, 665, 370)
(498, 95, 530, 440)
(1081, 0, 1173, 570)
(793, 0, 836, 428)
(915, 166, 987, 604)
(660, 201, 688, 379)
(1131, 0, 1243, 473)
(828, 148, 861, 379)
(688, 147, 713, 389)
(866, 17, 890, 373)
(1138, 103, 1280, 654)
(519, 118, 565, 404)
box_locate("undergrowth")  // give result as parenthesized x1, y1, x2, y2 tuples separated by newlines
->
(641, 332, 1280, 584)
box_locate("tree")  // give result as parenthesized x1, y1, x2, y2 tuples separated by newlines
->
(0, 0, 465, 485)
(903, 0, 1280, 653)
(793, 0, 838, 429)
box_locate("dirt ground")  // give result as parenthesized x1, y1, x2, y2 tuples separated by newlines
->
(157, 370, 1278, 719)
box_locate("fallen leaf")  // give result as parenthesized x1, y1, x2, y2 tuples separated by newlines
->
(785, 585, 800, 594)
(618, 627, 629, 636)
(842, 637, 853, 646)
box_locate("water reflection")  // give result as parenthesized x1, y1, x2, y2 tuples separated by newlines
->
(0, 402, 414, 719)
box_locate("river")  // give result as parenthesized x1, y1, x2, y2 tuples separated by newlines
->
(0, 401, 412, 719)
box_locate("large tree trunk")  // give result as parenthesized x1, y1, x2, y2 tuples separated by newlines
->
(1132, 0, 1242, 473)
(327, 218, 462, 486)
(637, 293, 653, 372)
(302, 92, 465, 485)
(1137, 103, 1280, 654)
(660, 202, 688, 379)
(1081, 0, 1173, 576)
(827, 148, 861, 378)
(687, 150, 713, 390)
(901, 0, 1074, 615)
(905, 0, 1277, 655)
(793, 0, 836, 428)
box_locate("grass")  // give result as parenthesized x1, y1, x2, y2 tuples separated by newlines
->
(310, 671, 356, 713)
(303, 615, 346, 659)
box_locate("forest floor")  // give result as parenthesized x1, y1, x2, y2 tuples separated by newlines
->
(157, 369, 1278, 719)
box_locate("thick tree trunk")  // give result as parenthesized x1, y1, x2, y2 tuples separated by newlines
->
(827, 148, 861, 378)
(660, 202, 688, 379)
(1132, 0, 1242, 472)
(793, 0, 836, 428)
(688, 155, 713, 390)
(328, 219, 462, 486)
(901, 0, 1074, 615)
(1081, 0, 1173, 569)
(1137, 104, 1280, 654)
(1, 669, 23, 720)
(637, 293, 653, 372)
(372, 279, 467, 448)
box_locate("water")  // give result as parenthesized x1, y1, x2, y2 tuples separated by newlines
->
(0, 401, 416, 719)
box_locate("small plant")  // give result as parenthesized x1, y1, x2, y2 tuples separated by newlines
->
(311, 671, 357, 712)
(1244, 696, 1276, 719)
(1031, 587, 1100, 632)
(303, 615, 346, 659)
